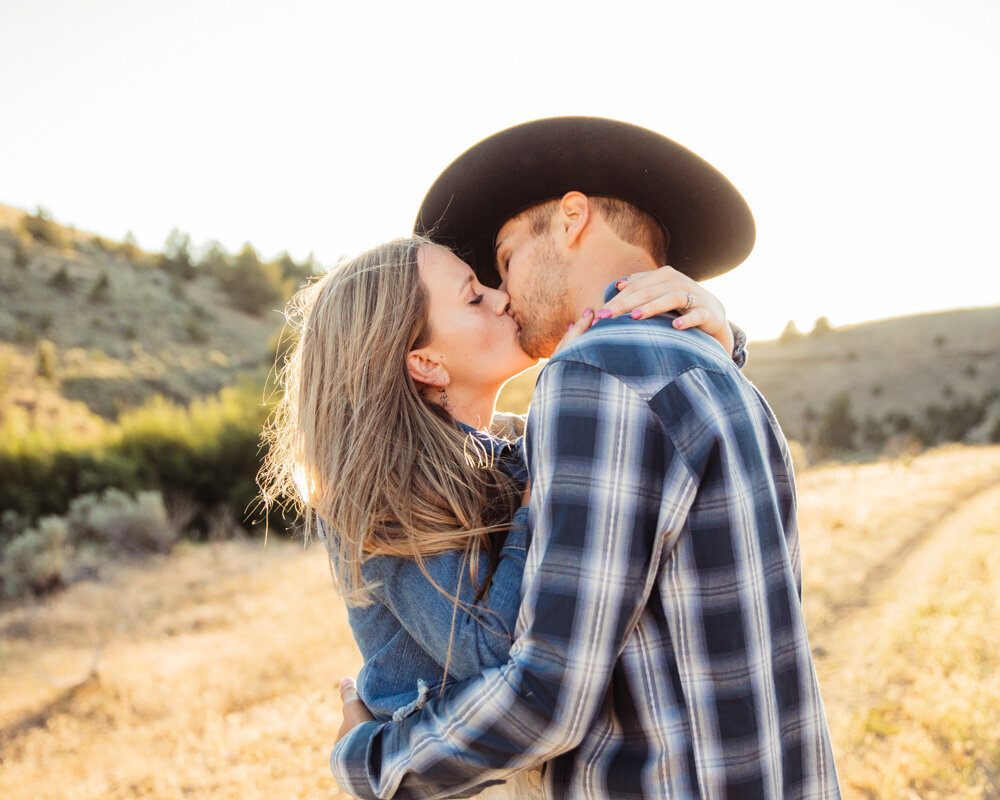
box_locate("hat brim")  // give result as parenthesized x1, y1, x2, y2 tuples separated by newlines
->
(414, 116, 755, 286)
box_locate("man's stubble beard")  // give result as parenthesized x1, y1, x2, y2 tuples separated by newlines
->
(515, 234, 574, 359)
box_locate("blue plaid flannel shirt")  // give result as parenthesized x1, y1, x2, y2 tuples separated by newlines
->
(333, 302, 840, 799)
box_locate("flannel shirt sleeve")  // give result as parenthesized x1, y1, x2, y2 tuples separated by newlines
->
(331, 359, 698, 799)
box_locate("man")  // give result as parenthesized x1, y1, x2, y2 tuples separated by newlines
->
(333, 117, 840, 798)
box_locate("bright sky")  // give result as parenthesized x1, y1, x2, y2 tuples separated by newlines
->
(2, 0, 997, 339)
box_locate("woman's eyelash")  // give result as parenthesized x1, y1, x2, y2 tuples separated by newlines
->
(469, 294, 484, 305)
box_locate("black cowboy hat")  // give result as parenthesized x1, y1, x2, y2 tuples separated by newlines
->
(414, 116, 755, 286)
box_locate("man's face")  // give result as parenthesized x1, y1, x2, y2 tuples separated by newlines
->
(494, 213, 574, 359)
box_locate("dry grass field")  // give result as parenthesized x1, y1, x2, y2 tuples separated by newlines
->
(2, 444, 998, 798)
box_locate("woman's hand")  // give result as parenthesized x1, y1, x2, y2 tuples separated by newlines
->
(552, 308, 596, 355)
(594, 266, 735, 356)
(337, 676, 375, 742)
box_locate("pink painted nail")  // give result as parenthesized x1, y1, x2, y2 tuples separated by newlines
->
(594, 309, 612, 320)
(630, 309, 643, 320)
(583, 308, 593, 316)
(567, 323, 574, 331)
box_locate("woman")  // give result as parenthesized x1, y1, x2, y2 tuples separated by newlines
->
(259, 236, 742, 796)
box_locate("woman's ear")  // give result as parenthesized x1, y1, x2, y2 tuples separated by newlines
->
(558, 191, 590, 248)
(406, 349, 450, 389)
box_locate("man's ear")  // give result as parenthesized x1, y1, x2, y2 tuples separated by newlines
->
(557, 191, 590, 248)
(406, 349, 450, 389)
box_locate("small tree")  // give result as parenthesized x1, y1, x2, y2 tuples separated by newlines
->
(21, 207, 69, 249)
(116, 231, 143, 264)
(196, 240, 230, 279)
(811, 316, 833, 336)
(157, 228, 195, 280)
(779, 320, 802, 343)
(218, 243, 291, 315)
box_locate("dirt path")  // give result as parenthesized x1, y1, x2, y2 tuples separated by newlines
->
(812, 478, 1000, 704)
(809, 472, 1000, 643)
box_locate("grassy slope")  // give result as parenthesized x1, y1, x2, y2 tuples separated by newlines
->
(0, 204, 282, 421)
(743, 307, 1000, 443)
(2, 445, 999, 798)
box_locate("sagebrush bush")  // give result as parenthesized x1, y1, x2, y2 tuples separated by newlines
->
(67, 488, 177, 554)
(0, 516, 70, 596)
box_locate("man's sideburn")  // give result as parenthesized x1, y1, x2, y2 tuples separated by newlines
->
(516, 233, 574, 359)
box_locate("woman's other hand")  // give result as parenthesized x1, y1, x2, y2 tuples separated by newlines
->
(594, 266, 736, 356)
(337, 676, 375, 742)
(552, 308, 596, 355)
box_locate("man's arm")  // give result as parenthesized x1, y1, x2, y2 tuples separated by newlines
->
(332, 360, 697, 799)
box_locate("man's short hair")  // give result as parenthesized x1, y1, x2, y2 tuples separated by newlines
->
(519, 196, 668, 266)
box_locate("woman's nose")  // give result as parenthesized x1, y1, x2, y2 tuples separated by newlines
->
(488, 287, 511, 315)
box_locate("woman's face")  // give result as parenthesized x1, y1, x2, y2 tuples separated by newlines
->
(416, 244, 537, 390)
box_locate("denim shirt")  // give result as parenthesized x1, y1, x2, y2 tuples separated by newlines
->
(335, 422, 529, 721)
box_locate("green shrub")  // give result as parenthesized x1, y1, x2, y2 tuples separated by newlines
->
(0, 516, 69, 596)
(90, 270, 111, 302)
(817, 391, 858, 453)
(13, 239, 29, 269)
(50, 264, 72, 291)
(0, 385, 270, 533)
(114, 387, 268, 524)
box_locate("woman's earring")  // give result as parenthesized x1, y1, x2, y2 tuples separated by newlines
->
(439, 387, 450, 408)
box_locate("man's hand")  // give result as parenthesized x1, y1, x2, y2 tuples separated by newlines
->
(337, 676, 375, 743)
(593, 266, 735, 355)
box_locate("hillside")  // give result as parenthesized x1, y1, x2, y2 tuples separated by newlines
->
(742, 307, 1000, 453)
(0, 205, 288, 422)
(498, 306, 1000, 459)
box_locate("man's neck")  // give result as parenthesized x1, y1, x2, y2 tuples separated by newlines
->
(571, 246, 658, 317)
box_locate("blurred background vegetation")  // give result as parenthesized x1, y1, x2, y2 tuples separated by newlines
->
(3, 202, 1000, 602)
(0, 204, 310, 598)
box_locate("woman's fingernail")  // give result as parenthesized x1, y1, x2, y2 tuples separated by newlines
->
(583, 308, 593, 316)
(594, 309, 612, 320)
(674, 318, 686, 328)
(567, 323, 575, 331)
(630, 309, 643, 320)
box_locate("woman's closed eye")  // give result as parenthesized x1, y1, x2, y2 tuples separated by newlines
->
(469, 294, 484, 305)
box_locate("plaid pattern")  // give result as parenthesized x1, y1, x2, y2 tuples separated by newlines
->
(333, 312, 839, 799)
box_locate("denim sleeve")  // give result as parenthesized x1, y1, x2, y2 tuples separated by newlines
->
(371, 508, 528, 680)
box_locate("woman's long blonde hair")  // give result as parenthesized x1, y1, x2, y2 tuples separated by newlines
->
(259, 236, 521, 607)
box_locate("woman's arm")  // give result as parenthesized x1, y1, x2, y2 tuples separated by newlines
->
(369, 507, 529, 680)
